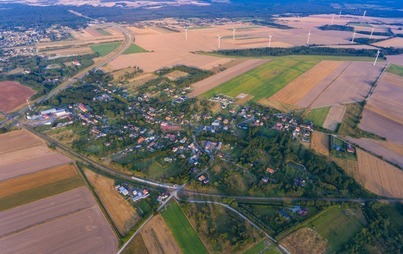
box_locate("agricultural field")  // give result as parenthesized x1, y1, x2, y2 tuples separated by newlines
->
(90, 42, 121, 57)
(121, 234, 149, 254)
(373, 37, 403, 48)
(322, 105, 346, 131)
(161, 201, 208, 254)
(307, 207, 364, 253)
(0, 81, 35, 113)
(387, 64, 403, 77)
(296, 61, 385, 108)
(311, 132, 330, 156)
(164, 70, 189, 81)
(140, 214, 182, 254)
(303, 107, 330, 127)
(202, 57, 319, 102)
(190, 59, 268, 97)
(356, 149, 403, 198)
(83, 169, 139, 235)
(281, 227, 328, 254)
(244, 241, 280, 254)
(0, 129, 71, 181)
(123, 44, 148, 54)
(359, 72, 403, 143)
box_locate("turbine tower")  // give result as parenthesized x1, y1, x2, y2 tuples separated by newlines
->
(232, 27, 237, 40)
(331, 14, 335, 25)
(370, 27, 374, 39)
(217, 34, 223, 49)
(362, 10, 367, 19)
(373, 49, 380, 66)
(268, 34, 272, 48)
(184, 26, 191, 40)
(307, 29, 311, 45)
(351, 30, 356, 43)
(339, 10, 342, 18)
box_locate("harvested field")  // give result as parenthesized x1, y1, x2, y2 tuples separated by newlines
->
(332, 157, 359, 179)
(270, 61, 344, 106)
(373, 37, 403, 48)
(164, 70, 188, 81)
(311, 132, 329, 156)
(190, 59, 268, 97)
(38, 46, 93, 57)
(359, 72, 403, 143)
(0, 129, 43, 154)
(0, 187, 95, 237)
(0, 81, 35, 113)
(0, 164, 77, 198)
(347, 137, 403, 168)
(121, 234, 149, 254)
(323, 105, 346, 131)
(140, 214, 182, 254)
(84, 169, 138, 235)
(356, 149, 403, 198)
(281, 227, 328, 254)
(386, 54, 403, 66)
(0, 206, 118, 254)
(296, 61, 385, 108)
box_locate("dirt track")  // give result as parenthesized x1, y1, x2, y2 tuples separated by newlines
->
(0, 206, 118, 254)
(0, 81, 35, 113)
(0, 187, 95, 236)
(189, 59, 269, 97)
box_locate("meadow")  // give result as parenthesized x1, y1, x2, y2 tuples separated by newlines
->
(303, 107, 330, 127)
(90, 42, 121, 56)
(123, 44, 147, 55)
(387, 64, 403, 77)
(161, 201, 208, 254)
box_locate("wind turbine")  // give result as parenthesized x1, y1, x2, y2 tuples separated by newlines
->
(184, 26, 191, 40)
(307, 29, 311, 45)
(351, 30, 356, 43)
(339, 10, 342, 18)
(268, 34, 272, 48)
(373, 49, 380, 66)
(217, 34, 223, 49)
(370, 27, 374, 39)
(331, 14, 335, 25)
(232, 27, 237, 40)
(362, 10, 367, 19)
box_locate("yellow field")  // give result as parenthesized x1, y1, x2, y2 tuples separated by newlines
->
(0, 164, 77, 197)
(270, 61, 344, 106)
(83, 169, 139, 235)
(311, 132, 330, 156)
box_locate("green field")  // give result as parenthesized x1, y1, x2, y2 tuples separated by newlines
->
(123, 44, 147, 55)
(309, 207, 364, 253)
(0, 176, 84, 211)
(202, 57, 319, 102)
(97, 28, 111, 36)
(90, 42, 121, 56)
(304, 107, 330, 127)
(388, 64, 403, 77)
(161, 201, 208, 254)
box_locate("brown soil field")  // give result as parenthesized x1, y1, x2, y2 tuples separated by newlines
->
(164, 70, 189, 81)
(122, 234, 150, 254)
(84, 169, 138, 235)
(270, 61, 344, 106)
(322, 105, 346, 131)
(0, 206, 118, 254)
(297, 61, 385, 108)
(356, 149, 403, 198)
(311, 132, 330, 156)
(359, 72, 403, 143)
(386, 54, 403, 66)
(281, 227, 328, 254)
(373, 37, 403, 48)
(0, 81, 35, 113)
(0, 164, 77, 197)
(86, 28, 105, 37)
(0, 187, 95, 237)
(0, 129, 43, 154)
(347, 137, 403, 168)
(140, 214, 182, 254)
(39, 46, 93, 57)
(189, 59, 269, 97)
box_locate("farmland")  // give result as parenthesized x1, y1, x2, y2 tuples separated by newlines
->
(84, 168, 139, 235)
(202, 57, 319, 102)
(90, 42, 121, 56)
(281, 227, 328, 254)
(322, 105, 346, 131)
(161, 201, 208, 254)
(0, 81, 35, 113)
(359, 72, 403, 143)
(311, 132, 330, 156)
(303, 107, 330, 127)
(140, 214, 182, 254)
(356, 149, 403, 198)
(387, 64, 403, 77)
(123, 44, 148, 54)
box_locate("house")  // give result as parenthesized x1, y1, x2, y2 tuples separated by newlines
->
(118, 186, 129, 196)
(262, 177, 269, 183)
(346, 144, 355, 153)
(266, 167, 275, 174)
